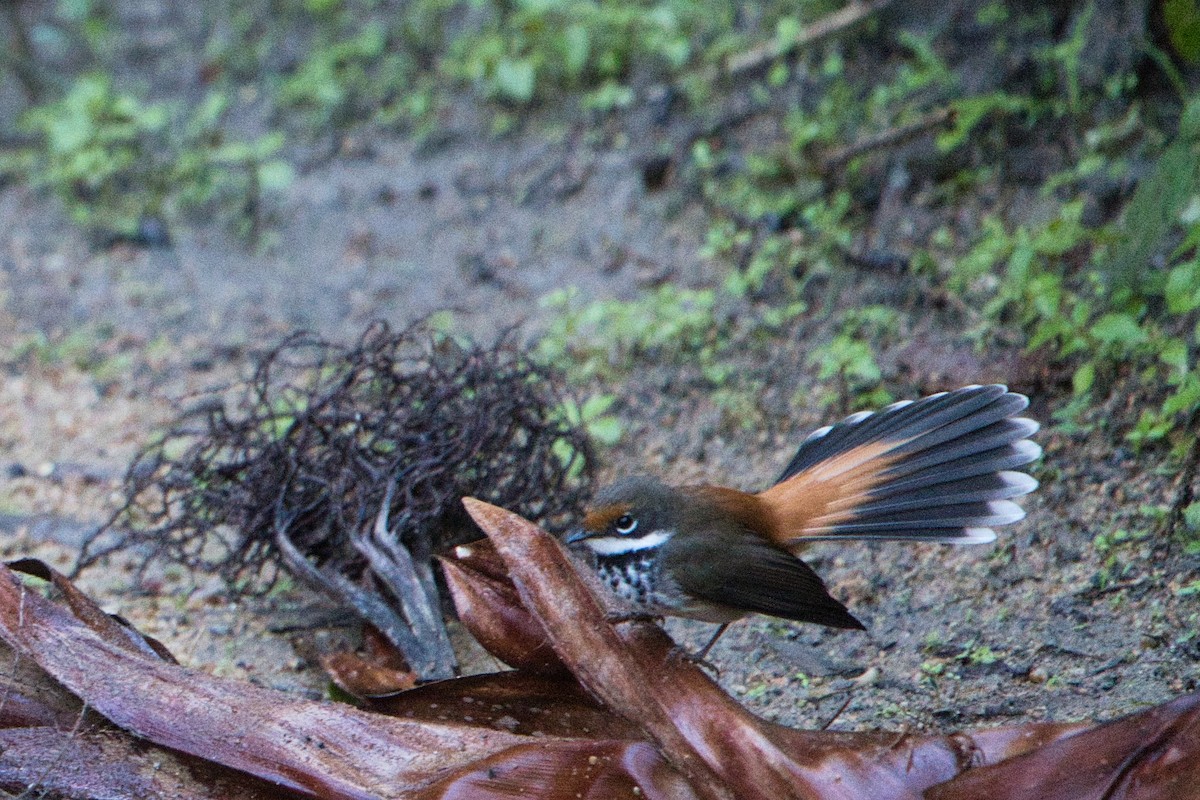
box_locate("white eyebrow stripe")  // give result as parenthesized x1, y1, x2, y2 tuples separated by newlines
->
(584, 530, 672, 555)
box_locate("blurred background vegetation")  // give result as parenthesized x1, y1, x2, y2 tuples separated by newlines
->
(0, 0, 1198, 466)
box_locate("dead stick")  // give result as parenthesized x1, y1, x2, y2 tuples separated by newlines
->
(725, 0, 900, 78)
(822, 106, 957, 171)
(642, 0, 902, 184)
(0, 0, 43, 102)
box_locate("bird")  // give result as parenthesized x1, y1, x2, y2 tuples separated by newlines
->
(564, 384, 1041, 657)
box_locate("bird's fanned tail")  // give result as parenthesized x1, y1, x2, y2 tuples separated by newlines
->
(758, 384, 1040, 547)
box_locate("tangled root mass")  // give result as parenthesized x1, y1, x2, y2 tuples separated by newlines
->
(78, 320, 595, 601)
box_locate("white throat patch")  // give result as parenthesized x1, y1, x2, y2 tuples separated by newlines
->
(584, 529, 672, 556)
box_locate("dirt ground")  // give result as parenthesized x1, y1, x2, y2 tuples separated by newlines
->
(2, 1, 1199, 742)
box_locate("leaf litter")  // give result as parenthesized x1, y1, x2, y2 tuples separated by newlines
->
(0, 505, 1196, 798)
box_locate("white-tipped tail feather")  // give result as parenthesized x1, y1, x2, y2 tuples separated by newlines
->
(760, 385, 1040, 546)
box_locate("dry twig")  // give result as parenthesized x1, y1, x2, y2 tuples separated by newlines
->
(724, 0, 901, 79)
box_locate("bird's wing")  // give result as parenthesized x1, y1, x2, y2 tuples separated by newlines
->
(664, 530, 864, 629)
(758, 384, 1041, 547)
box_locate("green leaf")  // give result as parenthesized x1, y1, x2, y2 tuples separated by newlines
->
(586, 416, 623, 446)
(1165, 260, 1200, 314)
(1184, 501, 1200, 532)
(938, 93, 1031, 152)
(1127, 408, 1173, 445)
(494, 57, 536, 103)
(558, 399, 582, 426)
(552, 439, 582, 474)
(1183, 97, 1200, 139)
(1161, 337, 1190, 373)
(1178, 579, 1200, 596)
(1072, 361, 1095, 395)
(579, 393, 616, 420)
(1090, 313, 1148, 346)
(1105, 122, 1200, 292)
(563, 24, 590, 78)
(775, 16, 802, 48)
(258, 160, 295, 192)
(1165, 0, 1200, 63)
(582, 81, 634, 112)
(1161, 372, 1200, 416)
(190, 92, 229, 130)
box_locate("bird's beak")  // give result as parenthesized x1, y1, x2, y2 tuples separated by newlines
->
(564, 528, 591, 546)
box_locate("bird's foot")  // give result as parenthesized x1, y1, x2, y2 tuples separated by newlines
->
(669, 645, 721, 676)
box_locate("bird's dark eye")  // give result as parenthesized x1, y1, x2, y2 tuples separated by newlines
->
(614, 514, 638, 535)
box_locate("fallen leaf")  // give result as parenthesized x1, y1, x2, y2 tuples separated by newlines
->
(414, 739, 700, 800)
(0, 725, 307, 799)
(0, 560, 535, 799)
(322, 625, 418, 698)
(8, 558, 176, 662)
(322, 651, 419, 698)
(368, 671, 640, 739)
(927, 691, 1200, 800)
(463, 497, 835, 800)
(438, 539, 566, 675)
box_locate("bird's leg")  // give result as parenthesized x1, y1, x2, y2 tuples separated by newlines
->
(693, 622, 730, 662)
(667, 622, 730, 675)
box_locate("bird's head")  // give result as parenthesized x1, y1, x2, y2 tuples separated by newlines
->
(565, 475, 684, 558)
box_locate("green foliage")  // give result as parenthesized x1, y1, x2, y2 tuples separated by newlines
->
(1177, 579, 1200, 597)
(1164, 0, 1200, 64)
(685, 21, 964, 352)
(559, 393, 624, 446)
(236, 0, 768, 121)
(919, 659, 946, 682)
(20, 74, 171, 238)
(938, 5, 1152, 156)
(1172, 500, 1200, 558)
(8, 324, 135, 387)
(1184, 502, 1200, 534)
(15, 76, 293, 242)
(537, 284, 722, 382)
(941, 96, 1200, 454)
(938, 92, 1037, 152)
(553, 392, 623, 469)
(1090, 526, 1154, 590)
(1034, 1, 1093, 115)
(1093, 526, 1150, 556)
(805, 306, 896, 411)
(444, 1, 696, 105)
(955, 642, 1000, 666)
(1102, 98, 1200, 294)
(536, 253, 810, 438)
(532, 7, 1198, 463)
(277, 20, 416, 129)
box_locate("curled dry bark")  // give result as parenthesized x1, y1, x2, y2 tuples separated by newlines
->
(0, 505, 1196, 798)
(457, 499, 1088, 800)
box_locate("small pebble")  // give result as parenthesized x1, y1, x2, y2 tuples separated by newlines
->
(853, 666, 880, 687)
